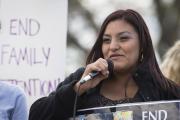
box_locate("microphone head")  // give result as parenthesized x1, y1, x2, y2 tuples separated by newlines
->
(106, 59, 114, 79)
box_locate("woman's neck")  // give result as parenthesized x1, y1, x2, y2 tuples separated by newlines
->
(111, 72, 132, 85)
(100, 73, 138, 100)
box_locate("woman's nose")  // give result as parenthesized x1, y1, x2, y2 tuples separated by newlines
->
(109, 40, 119, 51)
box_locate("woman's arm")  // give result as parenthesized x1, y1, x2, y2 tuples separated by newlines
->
(12, 88, 28, 120)
(29, 68, 85, 120)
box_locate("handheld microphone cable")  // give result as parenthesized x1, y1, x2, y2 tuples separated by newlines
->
(72, 59, 114, 120)
(73, 84, 81, 120)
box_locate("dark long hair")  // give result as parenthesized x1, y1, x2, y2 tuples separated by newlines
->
(86, 9, 180, 98)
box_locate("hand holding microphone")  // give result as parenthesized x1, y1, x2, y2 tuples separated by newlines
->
(79, 59, 114, 84)
(74, 58, 114, 95)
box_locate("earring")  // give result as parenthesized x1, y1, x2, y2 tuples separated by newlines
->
(140, 54, 144, 62)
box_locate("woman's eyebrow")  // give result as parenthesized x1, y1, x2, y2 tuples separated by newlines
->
(117, 31, 133, 36)
(103, 31, 134, 37)
(103, 34, 111, 37)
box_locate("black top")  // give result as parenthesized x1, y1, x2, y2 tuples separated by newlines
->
(97, 90, 143, 106)
(29, 67, 180, 120)
(87, 82, 143, 107)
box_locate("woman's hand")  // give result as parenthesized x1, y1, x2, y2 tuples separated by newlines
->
(74, 58, 109, 95)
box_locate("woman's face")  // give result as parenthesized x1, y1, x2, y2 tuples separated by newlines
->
(102, 20, 140, 73)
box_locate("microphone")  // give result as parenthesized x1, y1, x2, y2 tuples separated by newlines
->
(79, 59, 114, 84)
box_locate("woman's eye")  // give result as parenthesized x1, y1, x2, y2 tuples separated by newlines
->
(103, 38, 111, 43)
(119, 36, 129, 41)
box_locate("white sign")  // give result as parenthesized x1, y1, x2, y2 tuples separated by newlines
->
(0, 0, 67, 106)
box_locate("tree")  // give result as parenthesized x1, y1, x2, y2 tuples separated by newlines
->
(154, 0, 180, 58)
(68, 0, 180, 61)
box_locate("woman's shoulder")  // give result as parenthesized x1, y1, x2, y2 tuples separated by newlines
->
(0, 81, 25, 98)
(0, 81, 28, 120)
(63, 67, 85, 83)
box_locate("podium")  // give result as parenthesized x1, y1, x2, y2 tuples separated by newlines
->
(69, 100, 180, 120)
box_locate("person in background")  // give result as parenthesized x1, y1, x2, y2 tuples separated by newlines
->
(29, 9, 180, 120)
(0, 81, 28, 120)
(161, 40, 180, 84)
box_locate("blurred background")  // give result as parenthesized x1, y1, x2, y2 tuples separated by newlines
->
(66, 0, 180, 75)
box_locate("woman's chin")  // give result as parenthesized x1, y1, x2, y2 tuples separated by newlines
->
(113, 66, 128, 73)
(113, 64, 137, 75)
